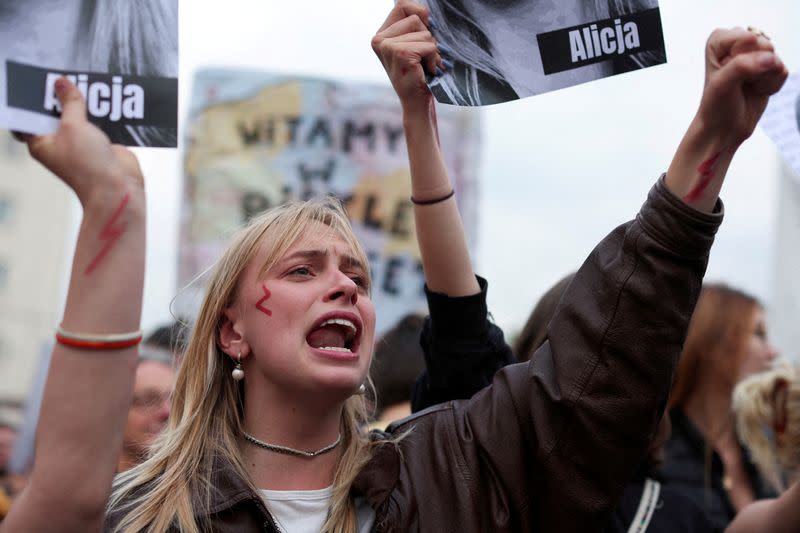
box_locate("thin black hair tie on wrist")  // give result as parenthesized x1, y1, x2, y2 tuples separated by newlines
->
(410, 189, 455, 206)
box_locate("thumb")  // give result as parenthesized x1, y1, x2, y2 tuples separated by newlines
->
(55, 77, 87, 124)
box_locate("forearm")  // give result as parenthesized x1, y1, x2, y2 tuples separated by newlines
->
(727, 482, 800, 533)
(403, 103, 479, 297)
(5, 182, 146, 531)
(665, 116, 736, 213)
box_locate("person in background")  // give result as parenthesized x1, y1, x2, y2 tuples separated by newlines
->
(724, 364, 800, 532)
(117, 348, 175, 473)
(368, 313, 427, 429)
(663, 283, 780, 530)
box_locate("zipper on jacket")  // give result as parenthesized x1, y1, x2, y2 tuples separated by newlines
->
(251, 496, 281, 532)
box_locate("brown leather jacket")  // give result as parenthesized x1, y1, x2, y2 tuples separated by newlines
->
(104, 178, 722, 532)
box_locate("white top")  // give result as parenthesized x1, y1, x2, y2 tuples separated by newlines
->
(260, 486, 375, 533)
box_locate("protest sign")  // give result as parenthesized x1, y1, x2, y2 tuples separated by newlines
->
(178, 69, 481, 334)
(0, 1, 178, 147)
(422, 0, 666, 106)
(760, 72, 800, 181)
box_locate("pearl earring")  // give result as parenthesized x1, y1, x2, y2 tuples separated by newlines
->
(232, 351, 245, 381)
(358, 383, 366, 395)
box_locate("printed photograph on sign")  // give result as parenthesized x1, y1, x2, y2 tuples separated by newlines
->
(759, 72, 800, 182)
(0, 0, 179, 147)
(178, 69, 481, 335)
(423, 0, 666, 106)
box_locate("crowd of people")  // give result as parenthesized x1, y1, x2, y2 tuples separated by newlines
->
(0, 1, 797, 532)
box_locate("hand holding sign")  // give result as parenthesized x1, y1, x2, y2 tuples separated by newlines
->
(372, 0, 442, 114)
(698, 28, 788, 147)
(17, 78, 143, 206)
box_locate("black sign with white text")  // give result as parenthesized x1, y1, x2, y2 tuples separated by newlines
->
(537, 8, 665, 75)
(6, 61, 178, 132)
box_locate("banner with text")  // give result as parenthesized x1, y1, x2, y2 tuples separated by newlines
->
(179, 69, 481, 334)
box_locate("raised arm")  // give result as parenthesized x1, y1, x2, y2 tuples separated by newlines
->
(1, 79, 146, 532)
(371, 0, 479, 297)
(367, 27, 788, 533)
(666, 28, 787, 210)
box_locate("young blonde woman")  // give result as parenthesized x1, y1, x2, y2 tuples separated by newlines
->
(1, 1, 789, 532)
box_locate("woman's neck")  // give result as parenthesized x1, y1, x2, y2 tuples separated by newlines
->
(241, 388, 345, 490)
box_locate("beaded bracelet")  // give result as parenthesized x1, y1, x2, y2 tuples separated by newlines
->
(55, 326, 143, 350)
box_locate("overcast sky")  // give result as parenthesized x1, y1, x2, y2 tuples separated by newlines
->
(131, 0, 800, 354)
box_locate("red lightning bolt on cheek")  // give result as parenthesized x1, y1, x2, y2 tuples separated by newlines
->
(84, 194, 129, 275)
(255, 285, 272, 317)
(683, 151, 723, 203)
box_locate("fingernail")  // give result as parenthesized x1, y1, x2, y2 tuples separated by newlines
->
(441, 57, 455, 70)
(437, 42, 454, 57)
(435, 67, 443, 77)
(428, 17, 438, 31)
(758, 52, 775, 68)
(54, 77, 68, 94)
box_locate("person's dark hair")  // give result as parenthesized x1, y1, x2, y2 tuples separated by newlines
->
(370, 314, 427, 415)
(512, 274, 575, 361)
(143, 321, 190, 361)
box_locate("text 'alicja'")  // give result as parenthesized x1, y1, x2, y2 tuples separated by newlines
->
(569, 19, 641, 62)
(43, 73, 144, 121)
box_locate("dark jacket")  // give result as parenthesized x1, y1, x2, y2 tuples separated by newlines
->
(104, 178, 722, 532)
(602, 466, 718, 533)
(660, 409, 776, 531)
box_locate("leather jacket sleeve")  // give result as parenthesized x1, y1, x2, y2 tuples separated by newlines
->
(373, 177, 723, 533)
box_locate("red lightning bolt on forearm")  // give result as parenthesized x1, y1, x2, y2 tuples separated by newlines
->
(84, 194, 129, 275)
(683, 151, 722, 203)
(255, 285, 272, 317)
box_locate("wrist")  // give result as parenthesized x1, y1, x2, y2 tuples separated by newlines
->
(81, 178, 145, 223)
(401, 97, 434, 125)
(689, 111, 745, 151)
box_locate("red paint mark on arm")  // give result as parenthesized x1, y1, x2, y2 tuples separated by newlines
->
(255, 285, 273, 317)
(83, 193, 129, 275)
(683, 151, 723, 203)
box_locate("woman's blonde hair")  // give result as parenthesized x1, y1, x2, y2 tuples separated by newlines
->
(109, 198, 377, 533)
(733, 363, 800, 492)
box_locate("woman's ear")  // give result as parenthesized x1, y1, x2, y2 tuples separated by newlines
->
(219, 307, 250, 359)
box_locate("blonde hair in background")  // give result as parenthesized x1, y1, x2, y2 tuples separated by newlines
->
(108, 198, 380, 533)
(733, 363, 800, 492)
(422, 0, 661, 105)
